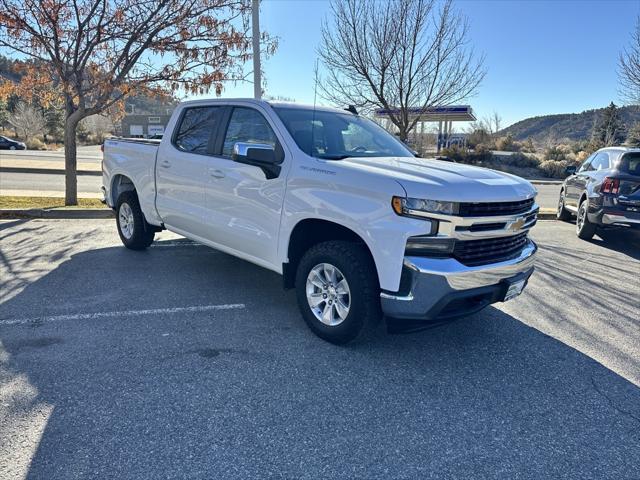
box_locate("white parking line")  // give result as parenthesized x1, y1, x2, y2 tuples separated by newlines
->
(0, 304, 246, 327)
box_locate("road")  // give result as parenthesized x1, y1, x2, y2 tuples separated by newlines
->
(0, 219, 638, 479)
(0, 146, 102, 164)
(533, 182, 560, 210)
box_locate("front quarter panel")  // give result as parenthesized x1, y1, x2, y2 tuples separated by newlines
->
(279, 158, 434, 292)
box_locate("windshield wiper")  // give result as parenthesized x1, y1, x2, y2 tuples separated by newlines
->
(316, 154, 353, 160)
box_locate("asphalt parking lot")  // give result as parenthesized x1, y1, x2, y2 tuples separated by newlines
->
(1, 219, 639, 479)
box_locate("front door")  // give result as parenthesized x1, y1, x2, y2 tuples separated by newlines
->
(203, 106, 287, 268)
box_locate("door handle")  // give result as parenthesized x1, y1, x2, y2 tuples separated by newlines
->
(209, 169, 225, 179)
(160, 160, 171, 169)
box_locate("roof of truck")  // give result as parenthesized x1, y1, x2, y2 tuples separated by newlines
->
(178, 98, 355, 115)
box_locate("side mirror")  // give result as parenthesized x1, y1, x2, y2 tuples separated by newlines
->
(564, 165, 577, 176)
(232, 142, 281, 179)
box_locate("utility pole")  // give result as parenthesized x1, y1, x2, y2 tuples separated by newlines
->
(252, 0, 262, 100)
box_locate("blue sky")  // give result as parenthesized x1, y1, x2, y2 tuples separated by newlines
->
(208, 0, 640, 128)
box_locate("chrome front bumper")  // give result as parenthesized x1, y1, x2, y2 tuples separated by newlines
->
(381, 240, 537, 320)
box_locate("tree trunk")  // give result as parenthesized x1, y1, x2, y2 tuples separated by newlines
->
(64, 116, 80, 206)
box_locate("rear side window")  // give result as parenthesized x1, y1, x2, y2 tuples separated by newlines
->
(222, 107, 278, 157)
(619, 153, 640, 176)
(174, 107, 222, 154)
(589, 152, 610, 171)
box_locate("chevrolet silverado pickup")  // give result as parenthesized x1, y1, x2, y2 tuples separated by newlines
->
(103, 99, 538, 344)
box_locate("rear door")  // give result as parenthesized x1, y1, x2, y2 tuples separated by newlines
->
(155, 105, 224, 237)
(202, 105, 288, 268)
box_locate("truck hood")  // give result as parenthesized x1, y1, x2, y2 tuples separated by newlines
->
(338, 156, 537, 203)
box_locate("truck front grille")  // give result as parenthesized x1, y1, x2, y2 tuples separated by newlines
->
(458, 198, 535, 217)
(453, 232, 529, 266)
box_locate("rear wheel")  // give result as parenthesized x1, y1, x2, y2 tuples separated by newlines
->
(576, 198, 597, 240)
(556, 189, 572, 222)
(295, 241, 380, 344)
(116, 191, 155, 250)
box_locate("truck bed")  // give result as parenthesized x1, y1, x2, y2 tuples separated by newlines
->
(102, 137, 161, 224)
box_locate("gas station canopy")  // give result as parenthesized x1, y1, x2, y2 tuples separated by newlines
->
(374, 105, 476, 122)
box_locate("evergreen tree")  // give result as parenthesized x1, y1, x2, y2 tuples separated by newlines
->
(0, 100, 9, 133)
(591, 102, 625, 146)
(44, 107, 64, 142)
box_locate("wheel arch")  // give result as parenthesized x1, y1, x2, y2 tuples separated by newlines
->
(282, 218, 378, 289)
(110, 174, 137, 204)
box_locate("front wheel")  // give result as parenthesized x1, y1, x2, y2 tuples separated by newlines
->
(556, 189, 572, 222)
(576, 198, 597, 240)
(295, 241, 381, 344)
(116, 191, 155, 250)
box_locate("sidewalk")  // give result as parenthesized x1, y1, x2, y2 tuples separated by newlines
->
(1, 189, 103, 199)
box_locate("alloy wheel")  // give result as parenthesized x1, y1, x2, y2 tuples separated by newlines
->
(305, 263, 351, 326)
(119, 202, 135, 239)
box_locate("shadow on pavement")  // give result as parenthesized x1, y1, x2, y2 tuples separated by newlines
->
(0, 238, 639, 479)
(591, 227, 640, 261)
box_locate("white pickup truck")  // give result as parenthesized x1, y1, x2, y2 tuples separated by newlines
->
(103, 99, 538, 343)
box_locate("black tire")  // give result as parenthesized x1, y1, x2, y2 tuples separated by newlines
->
(295, 241, 381, 345)
(576, 198, 597, 240)
(115, 191, 155, 250)
(556, 189, 572, 222)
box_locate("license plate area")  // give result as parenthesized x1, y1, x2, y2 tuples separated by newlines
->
(503, 278, 526, 301)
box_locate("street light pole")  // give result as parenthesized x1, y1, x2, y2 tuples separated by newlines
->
(252, 0, 262, 100)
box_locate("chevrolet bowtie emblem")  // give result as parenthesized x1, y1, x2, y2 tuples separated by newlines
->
(510, 217, 526, 231)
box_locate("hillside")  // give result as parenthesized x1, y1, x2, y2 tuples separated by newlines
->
(501, 104, 640, 143)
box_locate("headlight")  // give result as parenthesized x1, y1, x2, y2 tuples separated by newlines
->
(392, 196, 458, 217)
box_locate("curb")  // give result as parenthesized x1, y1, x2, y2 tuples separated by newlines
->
(0, 208, 113, 219)
(537, 209, 556, 220)
(530, 180, 562, 185)
(0, 166, 102, 176)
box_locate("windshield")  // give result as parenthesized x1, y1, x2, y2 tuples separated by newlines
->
(273, 106, 414, 159)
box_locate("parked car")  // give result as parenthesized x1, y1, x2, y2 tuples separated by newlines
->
(0, 135, 26, 150)
(103, 99, 538, 344)
(557, 147, 640, 239)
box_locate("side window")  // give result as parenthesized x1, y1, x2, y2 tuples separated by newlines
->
(173, 106, 222, 154)
(590, 152, 610, 171)
(578, 153, 596, 173)
(222, 107, 277, 157)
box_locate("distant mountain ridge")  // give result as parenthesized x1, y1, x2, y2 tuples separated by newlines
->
(500, 104, 640, 143)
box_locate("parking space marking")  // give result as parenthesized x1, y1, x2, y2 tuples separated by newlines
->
(0, 304, 246, 327)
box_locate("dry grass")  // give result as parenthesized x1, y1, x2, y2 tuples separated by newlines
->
(0, 196, 106, 209)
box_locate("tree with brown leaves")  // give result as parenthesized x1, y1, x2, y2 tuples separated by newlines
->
(0, 0, 275, 205)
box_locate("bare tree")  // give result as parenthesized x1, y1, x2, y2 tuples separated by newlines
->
(8, 101, 45, 140)
(478, 111, 501, 136)
(81, 115, 115, 143)
(319, 0, 485, 141)
(619, 16, 640, 105)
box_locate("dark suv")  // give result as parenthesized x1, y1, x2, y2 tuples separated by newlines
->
(0, 135, 26, 150)
(557, 147, 640, 239)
